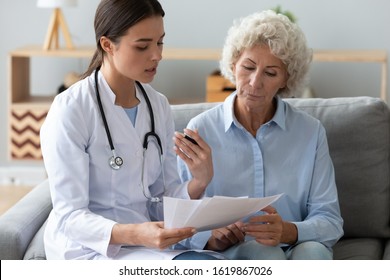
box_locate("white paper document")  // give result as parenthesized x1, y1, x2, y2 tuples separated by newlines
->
(164, 194, 283, 232)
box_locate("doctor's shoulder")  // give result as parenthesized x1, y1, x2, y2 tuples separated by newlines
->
(48, 77, 95, 120)
(55, 76, 96, 105)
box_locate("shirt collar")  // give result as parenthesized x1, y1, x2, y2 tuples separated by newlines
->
(272, 97, 287, 130)
(223, 92, 236, 132)
(223, 92, 286, 132)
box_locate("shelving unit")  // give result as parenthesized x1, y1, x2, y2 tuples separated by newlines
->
(8, 46, 95, 160)
(8, 46, 388, 160)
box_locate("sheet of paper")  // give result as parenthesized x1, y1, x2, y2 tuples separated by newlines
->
(164, 194, 282, 231)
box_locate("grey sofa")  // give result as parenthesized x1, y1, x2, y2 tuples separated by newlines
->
(1, 96, 390, 260)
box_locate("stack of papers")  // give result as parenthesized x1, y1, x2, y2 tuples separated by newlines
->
(164, 194, 282, 231)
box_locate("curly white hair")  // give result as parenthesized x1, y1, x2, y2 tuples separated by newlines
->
(220, 10, 312, 97)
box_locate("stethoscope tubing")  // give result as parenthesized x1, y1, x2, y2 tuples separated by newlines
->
(94, 66, 164, 202)
(95, 66, 115, 152)
(94, 66, 163, 156)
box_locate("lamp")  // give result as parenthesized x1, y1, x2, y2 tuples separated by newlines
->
(37, 0, 77, 50)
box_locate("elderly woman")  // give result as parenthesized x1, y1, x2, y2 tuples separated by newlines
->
(175, 10, 344, 259)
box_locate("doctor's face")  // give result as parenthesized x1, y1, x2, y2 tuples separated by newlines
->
(111, 15, 165, 83)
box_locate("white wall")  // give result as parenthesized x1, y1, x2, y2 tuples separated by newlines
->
(0, 0, 389, 168)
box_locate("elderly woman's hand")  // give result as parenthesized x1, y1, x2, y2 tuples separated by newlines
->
(205, 221, 246, 251)
(242, 206, 298, 246)
(174, 128, 213, 199)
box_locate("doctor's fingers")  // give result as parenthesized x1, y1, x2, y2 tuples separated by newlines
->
(136, 223, 194, 249)
(156, 228, 197, 249)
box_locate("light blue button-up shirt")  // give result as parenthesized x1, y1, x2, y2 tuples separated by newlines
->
(177, 93, 343, 250)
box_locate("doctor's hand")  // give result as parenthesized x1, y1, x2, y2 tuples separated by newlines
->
(174, 129, 213, 199)
(111, 222, 196, 249)
(242, 206, 298, 246)
(205, 221, 245, 251)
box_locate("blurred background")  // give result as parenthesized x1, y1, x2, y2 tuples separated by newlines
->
(0, 0, 389, 181)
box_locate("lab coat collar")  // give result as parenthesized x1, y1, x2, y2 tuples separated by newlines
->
(96, 70, 145, 106)
(96, 70, 116, 105)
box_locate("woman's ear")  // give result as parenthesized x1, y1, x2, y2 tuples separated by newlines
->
(100, 36, 114, 55)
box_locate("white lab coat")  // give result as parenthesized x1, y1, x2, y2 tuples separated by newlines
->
(40, 70, 192, 259)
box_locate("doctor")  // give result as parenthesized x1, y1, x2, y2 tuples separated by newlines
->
(40, 0, 217, 260)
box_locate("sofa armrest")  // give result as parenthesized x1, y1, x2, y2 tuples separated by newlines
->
(384, 239, 390, 260)
(0, 179, 52, 260)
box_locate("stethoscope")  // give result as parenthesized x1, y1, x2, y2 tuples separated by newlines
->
(94, 66, 164, 202)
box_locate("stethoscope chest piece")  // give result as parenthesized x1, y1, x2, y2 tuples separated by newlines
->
(109, 155, 123, 170)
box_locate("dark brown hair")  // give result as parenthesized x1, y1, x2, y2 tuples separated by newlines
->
(82, 0, 165, 78)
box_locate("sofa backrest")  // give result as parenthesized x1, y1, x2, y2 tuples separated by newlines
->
(171, 96, 390, 239)
(172, 102, 221, 133)
(287, 97, 390, 238)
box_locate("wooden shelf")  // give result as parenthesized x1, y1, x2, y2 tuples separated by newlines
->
(10, 46, 220, 60)
(8, 47, 95, 160)
(163, 48, 221, 60)
(10, 45, 95, 58)
(312, 50, 387, 63)
(11, 96, 55, 107)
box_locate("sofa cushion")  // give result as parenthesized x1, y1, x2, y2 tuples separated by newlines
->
(286, 97, 390, 238)
(333, 238, 384, 259)
(23, 219, 47, 260)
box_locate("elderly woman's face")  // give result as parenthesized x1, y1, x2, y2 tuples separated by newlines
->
(233, 44, 287, 109)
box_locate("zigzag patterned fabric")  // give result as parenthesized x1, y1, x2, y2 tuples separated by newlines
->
(10, 109, 47, 160)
